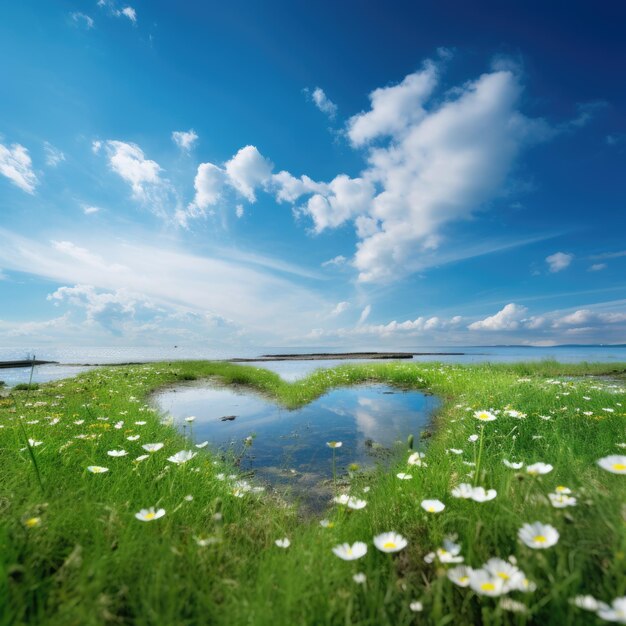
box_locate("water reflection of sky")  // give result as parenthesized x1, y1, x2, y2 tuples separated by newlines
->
(154, 383, 439, 506)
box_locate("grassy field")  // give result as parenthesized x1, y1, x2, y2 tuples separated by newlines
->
(1, 360, 625, 625)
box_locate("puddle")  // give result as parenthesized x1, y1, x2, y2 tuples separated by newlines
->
(154, 382, 439, 509)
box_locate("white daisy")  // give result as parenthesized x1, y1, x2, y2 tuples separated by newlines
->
(518, 522, 559, 549)
(474, 410, 496, 422)
(167, 450, 197, 464)
(548, 493, 577, 508)
(526, 462, 553, 475)
(135, 507, 165, 522)
(597, 597, 626, 623)
(451, 483, 474, 499)
(470, 487, 497, 502)
(332, 542, 367, 560)
(447, 565, 473, 587)
(421, 499, 445, 513)
(468, 568, 506, 596)
(597, 455, 626, 475)
(373, 531, 407, 553)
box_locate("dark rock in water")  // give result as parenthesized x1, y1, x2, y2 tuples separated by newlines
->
(220, 415, 237, 422)
(382, 391, 395, 395)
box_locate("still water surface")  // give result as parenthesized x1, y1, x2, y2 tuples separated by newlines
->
(155, 382, 439, 507)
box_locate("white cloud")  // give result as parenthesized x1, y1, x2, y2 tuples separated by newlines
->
(48, 285, 149, 334)
(98, 1, 136, 23)
(82, 205, 101, 215)
(552, 309, 626, 327)
(121, 6, 136, 22)
(272, 170, 327, 203)
(590, 250, 626, 260)
(358, 304, 371, 325)
(310, 87, 337, 119)
(321, 255, 347, 267)
(224, 145, 273, 202)
(308, 313, 465, 341)
(172, 129, 198, 152)
(301, 174, 375, 233)
(546, 252, 574, 273)
(97, 140, 175, 217)
(51, 240, 126, 273)
(468, 303, 529, 331)
(70, 12, 94, 29)
(235, 204, 244, 218)
(186, 162, 224, 216)
(347, 61, 438, 147)
(0, 141, 38, 193)
(101, 140, 162, 197)
(44, 142, 65, 167)
(330, 301, 350, 316)
(588, 263, 607, 272)
(278, 59, 552, 283)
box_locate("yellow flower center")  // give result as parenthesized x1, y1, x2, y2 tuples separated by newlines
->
(428, 506, 435, 512)
(145, 512, 156, 520)
(533, 535, 546, 543)
(383, 542, 397, 549)
(556, 485, 567, 492)
(612, 463, 626, 471)
(25, 517, 40, 528)
(481, 582, 496, 592)
(459, 576, 468, 584)
(497, 572, 510, 580)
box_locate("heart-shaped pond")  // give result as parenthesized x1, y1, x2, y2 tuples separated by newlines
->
(154, 382, 439, 509)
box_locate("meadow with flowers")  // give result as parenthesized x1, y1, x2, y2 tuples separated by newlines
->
(1, 359, 625, 625)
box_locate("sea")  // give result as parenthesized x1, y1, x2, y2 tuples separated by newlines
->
(1, 344, 626, 387)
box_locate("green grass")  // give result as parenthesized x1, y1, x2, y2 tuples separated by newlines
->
(1, 360, 625, 626)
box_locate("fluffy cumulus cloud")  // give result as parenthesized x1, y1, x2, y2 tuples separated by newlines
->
(48, 284, 150, 334)
(181, 145, 273, 225)
(310, 87, 337, 118)
(468, 303, 529, 331)
(467, 302, 626, 342)
(272, 58, 551, 282)
(186, 163, 224, 215)
(347, 62, 438, 147)
(308, 313, 465, 341)
(177, 57, 553, 279)
(224, 145, 273, 202)
(0, 141, 38, 193)
(546, 251, 574, 273)
(172, 129, 198, 152)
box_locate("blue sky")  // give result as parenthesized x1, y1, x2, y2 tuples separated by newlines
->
(1, 0, 625, 348)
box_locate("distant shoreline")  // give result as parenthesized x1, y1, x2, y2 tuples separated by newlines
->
(0, 352, 469, 369)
